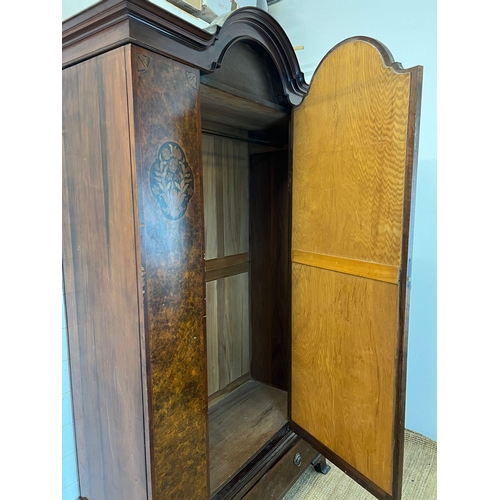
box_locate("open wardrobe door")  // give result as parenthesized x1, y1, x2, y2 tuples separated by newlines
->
(290, 37, 422, 500)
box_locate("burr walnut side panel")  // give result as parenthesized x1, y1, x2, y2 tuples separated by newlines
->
(62, 47, 148, 500)
(130, 45, 209, 500)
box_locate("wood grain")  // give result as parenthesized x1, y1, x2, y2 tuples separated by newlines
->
(202, 134, 218, 260)
(200, 41, 283, 106)
(291, 263, 398, 494)
(210, 426, 296, 500)
(130, 45, 209, 500)
(206, 253, 250, 272)
(250, 150, 290, 391)
(290, 422, 392, 500)
(292, 40, 411, 267)
(206, 280, 219, 395)
(202, 132, 249, 259)
(201, 84, 289, 131)
(206, 262, 249, 282)
(202, 120, 251, 142)
(62, 46, 148, 500)
(62, 2, 309, 107)
(392, 61, 423, 500)
(209, 380, 288, 495)
(203, 131, 251, 396)
(205, 253, 249, 282)
(242, 438, 317, 500)
(231, 273, 251, 379)
(290, 38, 421, 499)
(205, 272, 250, 396)
(208, 373, 251, 409)
(216, 277, 226, 394)
(292, 249, 399, 284)
(220, 273, 250, 390)
(222, 138, 249, 256)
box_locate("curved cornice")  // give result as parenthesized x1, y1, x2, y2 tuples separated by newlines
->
(204, 8, 309, 106)
(62, 0, 308, 105)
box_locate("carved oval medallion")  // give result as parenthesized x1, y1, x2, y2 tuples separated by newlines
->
(150, 141, 194, 221)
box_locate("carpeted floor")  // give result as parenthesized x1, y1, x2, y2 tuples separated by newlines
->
(283, 430, 437, 500)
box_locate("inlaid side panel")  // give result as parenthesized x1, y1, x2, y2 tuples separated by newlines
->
(62, 47, 147, 500)
(130, 45, 209, 500)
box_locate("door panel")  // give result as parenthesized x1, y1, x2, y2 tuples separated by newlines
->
(292, 266, 398, 493)
(291, 37, 422, 500)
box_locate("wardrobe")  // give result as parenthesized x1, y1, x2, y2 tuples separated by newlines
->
(62, 2, 422, 499)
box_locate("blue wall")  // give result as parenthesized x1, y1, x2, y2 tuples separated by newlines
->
(62, 294, 80, 500)
(269, 0, 437, 440)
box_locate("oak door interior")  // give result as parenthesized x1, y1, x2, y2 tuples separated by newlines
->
(290, 38, 422, 500)
(200, 41, 293, 496)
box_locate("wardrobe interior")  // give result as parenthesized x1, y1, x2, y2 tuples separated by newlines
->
(200, 40, 294, 495)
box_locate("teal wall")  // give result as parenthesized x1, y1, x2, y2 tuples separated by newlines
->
(62, 0, 99, 20)
(269, 0, 437, 440)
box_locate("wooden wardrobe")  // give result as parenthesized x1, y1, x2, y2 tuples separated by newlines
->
(62, 2, 422, 499)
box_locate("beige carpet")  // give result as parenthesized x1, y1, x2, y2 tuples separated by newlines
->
(283, 430, 437, 500)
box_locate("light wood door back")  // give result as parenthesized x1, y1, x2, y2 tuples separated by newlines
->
(291, 37, 422, 500)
